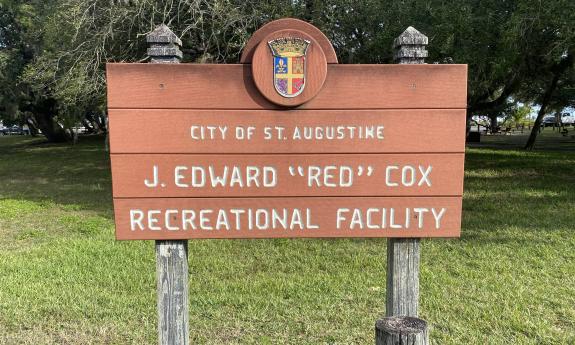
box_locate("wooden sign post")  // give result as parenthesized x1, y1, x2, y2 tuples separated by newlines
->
(106, 19, 466, 344)
(386, 27, 429, 319)
(146, 25, 189, 345)
(378, 26, 432, 345)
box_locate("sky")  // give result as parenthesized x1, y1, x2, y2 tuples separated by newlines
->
(527, 106, 574, 119)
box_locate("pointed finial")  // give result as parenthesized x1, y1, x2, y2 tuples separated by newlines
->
(393, 26, 428, 64)
(146, 24, 183, 63)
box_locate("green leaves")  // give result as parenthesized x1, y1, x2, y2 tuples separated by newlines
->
(0, 0, 573, 142)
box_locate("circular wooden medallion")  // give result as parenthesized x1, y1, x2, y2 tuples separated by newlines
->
(252, 29, 327, 107)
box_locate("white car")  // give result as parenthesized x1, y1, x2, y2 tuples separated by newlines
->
(543, 116, 558, 127)
(561, 115, 575, 125)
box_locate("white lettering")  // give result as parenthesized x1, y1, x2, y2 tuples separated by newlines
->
(432, 208, 446, 229)
(255, 209, 269, 229)
(191, 166, 205, 187)
(389, 208, 402, 229)
(130, 210, 144, 230)
(174, 166, 188, 187)
(216, 210, 230, 230)
(366, 208, 379, 229)
(306, 208, 319, 229)
(182, 210, 196, 230)
(324, 166, 337, 187)
(199, 210, 213, 230)
(209, 166, 228, 187)
(230, 209, 244, 230)
(148, 210, 161, 231)
(340, 166, 353, 187)
(413, 208, 429, 229)
(290, 209, 304, 229)
(144, 165, 159, 187)
(336, 208, 349, 229)
(350, 209, 363, 229)
(229, 167, 244, 187)
(418, 166, 432, 186)
(386, 166, 399, 187)
(165, 209, 179, 231)
(402, 165, 416, 187)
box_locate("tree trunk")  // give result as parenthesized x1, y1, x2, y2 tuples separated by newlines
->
(524, 73, 560, 150)
(82, 118, 96, 134)
(85, 112, 106, 134)
(490, 114, 498, 134)
(29, 98, 69, 143)
(26, 116, 39, 137)
(34, 112, 69, 142)
(465, 112, 472, 137)
(525, 52, 573, 150)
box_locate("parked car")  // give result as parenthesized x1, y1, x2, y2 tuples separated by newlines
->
(561, 114, 575, 126)
(542, 116, 558, 127)
(6, 125, 24, 135)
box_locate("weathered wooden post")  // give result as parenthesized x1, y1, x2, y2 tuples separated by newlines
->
(146, 24, 189, 345)
(375, 316, 429, 345)
(385, 26, 429, 318)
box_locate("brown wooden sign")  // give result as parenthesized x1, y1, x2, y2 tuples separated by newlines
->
(106, 20, 467, 240)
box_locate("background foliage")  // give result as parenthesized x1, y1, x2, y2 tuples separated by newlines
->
(0, 0, 573, 145)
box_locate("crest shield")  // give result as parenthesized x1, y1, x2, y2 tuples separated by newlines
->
(268, 38, 310, 98)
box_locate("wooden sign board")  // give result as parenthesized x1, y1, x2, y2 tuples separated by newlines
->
(106, 22, 467, 240)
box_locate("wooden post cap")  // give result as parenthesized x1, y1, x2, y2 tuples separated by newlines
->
(393, 27, 428, 64)
(375, 316, 429, 345)
(146, 24, 183, 63)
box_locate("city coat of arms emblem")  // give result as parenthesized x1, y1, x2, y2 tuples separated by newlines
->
(268, 37, 310, 98)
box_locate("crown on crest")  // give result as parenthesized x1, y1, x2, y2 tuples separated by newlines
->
(268, 37, 310, 56)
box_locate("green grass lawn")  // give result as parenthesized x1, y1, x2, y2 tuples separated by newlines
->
(0, 132, 574, 344)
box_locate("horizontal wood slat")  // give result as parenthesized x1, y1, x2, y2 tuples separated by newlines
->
(108, 109, 466, 153)
(114, 197, 462, 239)
(106, 64, 467, 110)
(110, 154, 464, 198)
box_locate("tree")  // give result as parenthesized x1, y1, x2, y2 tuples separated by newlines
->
(523, 52, 574, 149)
(1, 0, 292, 142)
(0, 0, 70, 142)
(1, 0, 573, 148)
(505, 104, 532, 126)
(504, 0, 575, 149)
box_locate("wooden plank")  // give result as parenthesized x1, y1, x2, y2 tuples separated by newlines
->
(113, 197, 461, 240)
(106, 64, 467, 110)
(110, 153, 464, 198)
(108, 109, 466, 154)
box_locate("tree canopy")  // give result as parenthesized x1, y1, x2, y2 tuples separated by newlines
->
(0, 0, 573, 146)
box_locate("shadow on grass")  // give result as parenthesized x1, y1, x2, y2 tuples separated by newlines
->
(0, 135, 113, 218)
(467, 128, 575, 152)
